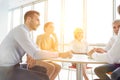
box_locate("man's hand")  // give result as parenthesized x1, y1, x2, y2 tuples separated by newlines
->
(27, 55, 36, 68)
(87, 49, 95, 58)
(94, 48, 106, 53)
(87, 48, 106, 58)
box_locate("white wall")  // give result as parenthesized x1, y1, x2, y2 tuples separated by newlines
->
(0, 0, 9, 42)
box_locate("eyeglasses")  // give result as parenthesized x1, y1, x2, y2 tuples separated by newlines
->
(113, 25, 120, 29)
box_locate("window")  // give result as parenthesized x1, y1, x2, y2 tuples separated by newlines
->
(13, 8, 21, 28)
(8, 0, 116, 51)
(64, 0, 83, 44)
(47, 0, 61, 43)
(33, 2, 45, 42)
(86, 0, 113, 44)
(115, 0, 120, 19)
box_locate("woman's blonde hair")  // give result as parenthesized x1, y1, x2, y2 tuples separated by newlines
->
(74, 27, 83, 39)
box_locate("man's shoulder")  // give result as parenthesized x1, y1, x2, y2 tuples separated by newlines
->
(13, 24, 28, 32)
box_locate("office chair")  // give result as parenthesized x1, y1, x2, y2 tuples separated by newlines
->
(67, 64, 93, 80)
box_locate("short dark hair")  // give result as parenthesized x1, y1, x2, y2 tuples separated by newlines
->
(24, 10, 40, 22)
(118, 5, 120, 15)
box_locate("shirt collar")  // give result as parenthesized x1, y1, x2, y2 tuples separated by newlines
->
(23, 24, 31, 32)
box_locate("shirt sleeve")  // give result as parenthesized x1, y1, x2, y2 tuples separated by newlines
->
(104, 37, 114, 51)
(34, 50, 59, 59)
(92, 52, 110, 62)
(14, 27, 58, 59)
(92, 34, 120, 64)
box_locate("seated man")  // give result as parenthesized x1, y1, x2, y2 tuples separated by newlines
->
(0, 10, 72, 80)
(0, 10, 49, 80)
(109, 5, 120, 80)
(88, 19, 120, 80)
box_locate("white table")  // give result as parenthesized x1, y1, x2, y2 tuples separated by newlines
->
(44, 54, 107, 80)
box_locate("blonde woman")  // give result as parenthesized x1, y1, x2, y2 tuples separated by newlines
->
(70, 27, 89, 80)
(70, 28, 88, 54)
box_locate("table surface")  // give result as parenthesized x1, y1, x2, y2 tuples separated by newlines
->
(44, 54, 107, 80)
(44, 54, 107, 64)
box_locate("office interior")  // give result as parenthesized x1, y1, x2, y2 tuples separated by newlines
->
(0, 0, 120, 80)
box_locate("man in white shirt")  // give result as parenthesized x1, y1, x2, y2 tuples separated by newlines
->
(0, 10, 72, 80)
(110, 5, 120, 80)
(88, 19, 120, 80)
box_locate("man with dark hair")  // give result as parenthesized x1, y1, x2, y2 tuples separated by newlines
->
(110, 5, 120, 80)
(0, 10, 49, 80)
(0, 10, 72, 80)
(88, 19, 120, 80)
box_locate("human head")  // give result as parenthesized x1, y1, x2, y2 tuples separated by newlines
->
(112, 19, 120, 35)
(24, 10, 40, 31)
(117, 5, 120, 15)
(44, 22, 54, 34)
(74, 27, 84, 40)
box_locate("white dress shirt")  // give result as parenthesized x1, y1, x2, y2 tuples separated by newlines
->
(0, 24, 58, 66)
(92, 34, 120, 64)
(105, 34, 118, 51)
